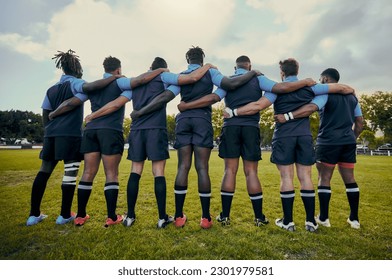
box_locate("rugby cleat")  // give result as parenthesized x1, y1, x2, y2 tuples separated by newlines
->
(200, 217, 213, 229)
(26, 213, 48, 226)
(104, 214, 123, 227)
(216, 213, 230, 226)
(275, 218, 296, 231)
(305, 221, 319, 232)
(347, 218, 360, 229)
(122, 215, 136, 227)
(56, 212, 76, 225)
(315, 215, 331, 227)
(74, 214, 90, 226)
(254, 216, 269, 227)
(174, 214, 187, 228)
(157, 215, 174, 229)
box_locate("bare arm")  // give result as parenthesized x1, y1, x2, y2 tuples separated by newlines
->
(327, 83, 355, 95)
(131, 90, 175, 121)
(176, 63, 216, 85)
(271, 78, 316, 94)
(353, 116, 363, 138)
(220, 70, 260, 91)
(130, 68, 168, 89)
(177, 94, 221, 112)
(48, 97, 83, 120)
(227, 96, 273, 117)
(85, 96, 129, 124)
(274, 103, 319, 124)
(82, 75, 123, 92)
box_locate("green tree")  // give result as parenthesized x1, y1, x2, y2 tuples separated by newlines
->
(360, 91, 392, 143)
(358, 129, 376, 149)
(123, 117, 131, 141)
(212, 104, 224, 140)
(167, 114, 176, 145)
(259, 107, 274, 146)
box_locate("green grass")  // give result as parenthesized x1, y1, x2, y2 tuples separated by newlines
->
(0, 149, 391, 260)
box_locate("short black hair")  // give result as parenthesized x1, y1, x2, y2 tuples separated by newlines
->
(185, 46, 205, 64)
(279, 58, 299, 76)
(235, 55, 251, 64)
(151, 57, 167, 70)
(52, 49, 83, 78)
(103, 56, 121, 73)
(321, 68, 340, 82)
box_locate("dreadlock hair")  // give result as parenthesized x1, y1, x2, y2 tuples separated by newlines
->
(151, 57, 167, 70)
(279, 58, 299, 77)
(103, 56, 121, 73)
(185, 46, 205, 64)
(52, 49, 83, 78)
(320, 68, 340, 82)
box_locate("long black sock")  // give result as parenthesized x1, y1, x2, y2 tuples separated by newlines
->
(301, 190, 316, 224)
(221, 191, 234, 218)
(104, 182, 119, 221)
(249, 192, 264, 220)
(60, 184, 76, 218)
(77, 181, 92, 218)
(346, 182, 360, 221)
(280, 190, 295, 225)
(30, 171, 51, 216)
(174, 185, 187, 218)
(199, 191, 211, 220)
(317, 186, 331, 221)
(155, 176, 167, 220)
(127, 173, 141, 218)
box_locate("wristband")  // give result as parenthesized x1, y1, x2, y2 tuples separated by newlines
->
(233, 108, 238, 117)
(284, 113, 290, 121)
(288, 112, 294, 120)
(224, 107, 234, 118)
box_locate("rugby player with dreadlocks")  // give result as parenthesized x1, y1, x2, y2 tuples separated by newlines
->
(26, 49, 124, 226)
(130, 46, 265, 229)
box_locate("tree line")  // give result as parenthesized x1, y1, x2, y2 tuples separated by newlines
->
(1, 91, 390, 147)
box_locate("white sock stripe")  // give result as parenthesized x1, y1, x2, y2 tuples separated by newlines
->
(62, 175, 77, 182)
(199, 193, 211, 197)
(64, 167, 79, 172)
(249, 195, 263, 200)
(346, 188, 359, 193)
(174, 190, 187, 195)
(318, 189, 332, 194)
(280, 193, 295, 198)
(64, 162, 81, 168)
(78, 184, 92, 190)
(301, 192, 316, 197)
(104, 185, 119, 191)
(221, 192, 234, 196)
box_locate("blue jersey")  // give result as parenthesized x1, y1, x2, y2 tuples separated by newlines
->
(42, 75, 88, 137)
(271, 76, 328, 140)
(317, 94, 362, 145)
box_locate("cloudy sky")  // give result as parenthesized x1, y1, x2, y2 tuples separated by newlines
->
(1, 0, 391, 117)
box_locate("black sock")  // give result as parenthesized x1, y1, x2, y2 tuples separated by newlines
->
(30, 171, 51, 216)
(154, 176, 167, 220)
(249, 192, 264, 220)
(280, 190, 295, 225)
(317, 186, 331, 221)
(104, 182, 119, 221)
(199, 191, 211, 220)
(301, 190, 316, 224)
(221, 191, 234, 218)
(60, 184, 76, 218)
(174, 185, 187, 218)
(77, 181, 92, 218)
(346, 182, 360, 221)
(127, 173, 141, 218)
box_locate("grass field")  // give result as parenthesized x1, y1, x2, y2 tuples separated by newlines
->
(0, 149, 391, 260)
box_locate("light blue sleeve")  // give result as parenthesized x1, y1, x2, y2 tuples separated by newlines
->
(116, 77, 132, 90)
(161, 72, 180, 85)
(71, 78, 86, 94)
(167, 85, 181, 97)
(41, 96, 52, 110)
(120, 90, 132, 100)
(310, 94, 328, 109)
(209, 68, 224, 87)
(214, 88, 226, 100)
(264, 92, 277, 103)
(311, 83, 329, 95)
(258, 76, 277, 92)
(354, 103, 362, 117)
(74, 93, 88, 102)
